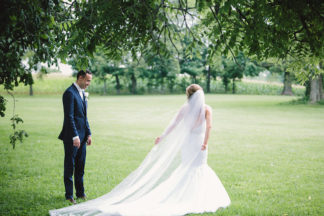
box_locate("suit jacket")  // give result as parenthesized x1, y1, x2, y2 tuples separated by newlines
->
(59, 84, 91, 143)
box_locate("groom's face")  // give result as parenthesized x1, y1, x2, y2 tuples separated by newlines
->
(79, 74, 92, 89)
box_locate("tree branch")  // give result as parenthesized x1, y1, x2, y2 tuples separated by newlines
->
(233, 6, 249, 26)
(209, 5, 243, 69)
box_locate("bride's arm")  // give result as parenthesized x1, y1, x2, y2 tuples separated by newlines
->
(201, 105, 212, 150)
(155, 105, 186, 144)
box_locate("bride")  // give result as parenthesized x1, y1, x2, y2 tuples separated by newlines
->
(50, 84, 231, 216)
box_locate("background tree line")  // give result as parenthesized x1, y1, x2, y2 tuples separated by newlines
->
(67, 34, 307, 97)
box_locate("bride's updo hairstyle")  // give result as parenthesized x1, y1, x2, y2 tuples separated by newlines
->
(186, 84, 203, 99)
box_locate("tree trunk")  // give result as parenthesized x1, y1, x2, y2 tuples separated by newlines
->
(222, 76, 229, 92)
(29, 84, 33, 96)
(131, 73, 137, 94)
(160, 78, 165, 92)
(192, 75, 197, 83)
(103, 79, 107, 95)
(206, 65, 211, 93)
(281, 71, 293, 95)
(319, 74, 324, 99)
(147, 79, 153, 93)
(305, 80, 311, 99)
(115, 75, 121, 94)
(232, 78, 236, 94)
(310, 76, 321, 103)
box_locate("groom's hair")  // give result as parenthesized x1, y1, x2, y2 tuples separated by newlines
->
(77, 69, 92, 80)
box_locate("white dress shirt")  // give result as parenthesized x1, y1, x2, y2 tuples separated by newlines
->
(74, 82, 84, 100)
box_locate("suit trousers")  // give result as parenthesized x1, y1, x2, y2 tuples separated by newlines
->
(63, 139, 87, 199)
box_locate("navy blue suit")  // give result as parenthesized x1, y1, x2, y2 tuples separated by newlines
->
(59, 84, 91, 199)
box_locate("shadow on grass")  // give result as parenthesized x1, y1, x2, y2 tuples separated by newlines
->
(278, 97, 324, 106)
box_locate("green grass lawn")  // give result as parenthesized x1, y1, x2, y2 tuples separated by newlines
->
(0, 94, 323, 215)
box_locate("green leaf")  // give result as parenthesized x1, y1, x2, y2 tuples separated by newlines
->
(40, 34, 48, 40)
(9, 15, 17, 21)
(50, 16, 55, 25)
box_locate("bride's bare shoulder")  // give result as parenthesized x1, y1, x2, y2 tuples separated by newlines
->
(204, 104, 212, 113)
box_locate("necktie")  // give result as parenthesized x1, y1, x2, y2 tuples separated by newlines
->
(82, 91, 85, 102)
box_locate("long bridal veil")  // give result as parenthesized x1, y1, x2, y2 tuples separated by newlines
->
(50, 90, 224, 216)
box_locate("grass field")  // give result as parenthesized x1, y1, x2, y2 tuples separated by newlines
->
(0, 94, 323, 215)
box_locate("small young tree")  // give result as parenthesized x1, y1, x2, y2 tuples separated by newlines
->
(221, 53, 264, 93)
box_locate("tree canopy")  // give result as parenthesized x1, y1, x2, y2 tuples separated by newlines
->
(1, 0, 324, 102)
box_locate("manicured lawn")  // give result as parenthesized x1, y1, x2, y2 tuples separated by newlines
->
(0, 94, 323, 215)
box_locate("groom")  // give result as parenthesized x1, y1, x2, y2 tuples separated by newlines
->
(59, 69, 92, 204)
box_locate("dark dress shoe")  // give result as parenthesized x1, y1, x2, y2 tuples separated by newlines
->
(66, 198, 76, 204)
(77, 195, 87, 200)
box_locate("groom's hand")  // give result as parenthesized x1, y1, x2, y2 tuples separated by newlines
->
(155, 137, 161, 145)
(87, 136, 92, 146)
(73, 138, 81, 149)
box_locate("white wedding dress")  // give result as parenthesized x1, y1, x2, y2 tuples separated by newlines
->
(50, 90, 230, 216)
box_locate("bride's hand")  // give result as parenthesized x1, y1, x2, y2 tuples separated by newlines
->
(155, 137, 161, 145)
(201, 144, 207, 151)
